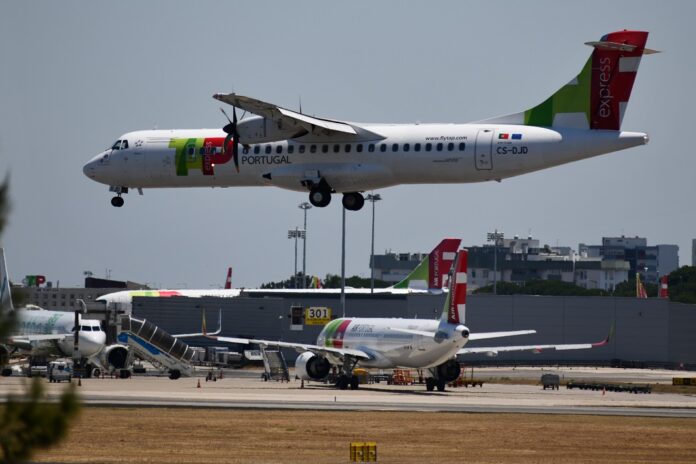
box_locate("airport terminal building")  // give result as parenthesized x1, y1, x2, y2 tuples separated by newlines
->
(130, 292, 696, 369)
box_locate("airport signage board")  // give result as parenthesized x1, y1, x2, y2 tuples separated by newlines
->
(305, 307, 332, 325)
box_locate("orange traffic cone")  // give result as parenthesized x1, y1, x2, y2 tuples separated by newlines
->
(77, 377, 82, 387)
(197, 378, 201, 388)
(602, 387, 606, 396)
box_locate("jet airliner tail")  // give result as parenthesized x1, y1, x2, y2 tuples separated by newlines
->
(0, 248, 14, 312)
(391, 238, 461, 290)
(481, 30, 656, 131)
(440, 249, 468, 325)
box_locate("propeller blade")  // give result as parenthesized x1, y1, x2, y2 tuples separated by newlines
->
(233, 140, 239, 173)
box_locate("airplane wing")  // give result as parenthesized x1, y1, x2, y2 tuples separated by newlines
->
(468, 330, 537, 341)
(173, 310, 222, 338)
(458, 324, 614, 356)
(388, 328, 536, 340)
(8, 333, 72, 351)
(213, 93, 358, 136)
(208, 335, 371, 359)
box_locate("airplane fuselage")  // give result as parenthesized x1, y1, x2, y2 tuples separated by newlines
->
(316, 317, 467, 369)
(84, 123, 647, 195)
(15, 309, 105, 358)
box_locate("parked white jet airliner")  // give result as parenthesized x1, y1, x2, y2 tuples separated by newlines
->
(0, 249, 106, 372)
(207, 249, 611, 391)
(84, 30, 655, 210)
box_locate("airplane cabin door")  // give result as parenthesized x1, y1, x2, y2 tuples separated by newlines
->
(474, 129, 494, 170)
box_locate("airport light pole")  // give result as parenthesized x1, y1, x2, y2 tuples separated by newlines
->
(299, 202, 312, 288)
(288, 228, 305, 288)
(341, 207, 346, 318)
(487, 230, 504, 295)
(366, 193, 382, 293)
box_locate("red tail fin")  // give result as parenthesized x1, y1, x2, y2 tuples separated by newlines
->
(429, 238, 461, 289)
(224, 267, 232, 289)
(588, 30, 649, 130)
(447, 249, 468, 324)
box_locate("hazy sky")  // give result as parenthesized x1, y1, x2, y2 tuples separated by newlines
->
(1, 1, 694, 288)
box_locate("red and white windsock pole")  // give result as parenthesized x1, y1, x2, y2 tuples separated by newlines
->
(447, 249, 468, 324)
(224, 267, 232, 289)
(658, 275, 669, 299)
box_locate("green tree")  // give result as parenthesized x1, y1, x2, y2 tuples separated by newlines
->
(474, 279, 610, 296)
(667, 266, 696, 304)
(612, 278, 658, 298)
(0, 178, 81, 463)
(321, 274, 391, 289)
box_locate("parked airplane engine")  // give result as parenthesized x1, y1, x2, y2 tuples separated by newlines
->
(238, 116, 306, 144)
(437, 359, 462, 383)
(100, 344, 129, 369)
(294, 352, 331, 380)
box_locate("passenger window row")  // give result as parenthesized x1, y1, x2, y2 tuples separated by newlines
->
(245, 142, 466, 155)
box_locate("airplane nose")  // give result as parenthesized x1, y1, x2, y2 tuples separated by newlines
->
(83, 160, 95, 178)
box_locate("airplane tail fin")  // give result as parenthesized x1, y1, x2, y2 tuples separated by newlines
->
(391, 238, 461, 290)
(224, 267, 232, 289)
(0, 248, 14, 312)
(440, 249, 468, 325)
(481, 30, 655, 131)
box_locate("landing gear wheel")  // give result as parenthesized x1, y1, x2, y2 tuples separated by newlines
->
(168, 369, 181, 380)
(350, 375, 360, 390)
(437, 379, 446, 392)
(336, 375, 349, 390)
(111, 196, 124, 207)
(342, 192, 365, 211)
(91, 367, 101, 378)
(309, 188, 331, 208)
(426, 378, 435, 392)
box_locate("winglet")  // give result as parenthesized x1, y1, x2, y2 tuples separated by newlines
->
(592, 322, 615, 348)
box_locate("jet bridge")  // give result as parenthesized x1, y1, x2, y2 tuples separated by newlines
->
(117, 315, 195, 379)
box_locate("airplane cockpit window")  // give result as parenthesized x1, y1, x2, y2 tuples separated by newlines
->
(111, 140, 122, 150)
(80, 325, 92, 331)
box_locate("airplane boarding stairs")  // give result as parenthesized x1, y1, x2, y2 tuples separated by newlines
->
(117, 315, 195, 379)
(261, 347, 290, 382)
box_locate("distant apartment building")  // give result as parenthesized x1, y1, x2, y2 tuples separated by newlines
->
(579, 236, 679, 284)
(466, 236, 629, 292)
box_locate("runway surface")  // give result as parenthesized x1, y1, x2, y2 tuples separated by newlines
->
(2, 366, 695, 418)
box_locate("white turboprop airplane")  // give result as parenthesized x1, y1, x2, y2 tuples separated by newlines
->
(0, 249, 107, 374)
(84, 30, 655, 210)
(207, 249, 612, 391)
(95, 238, 461, 314)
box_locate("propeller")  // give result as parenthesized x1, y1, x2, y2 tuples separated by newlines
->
(220, 107, 240, 173)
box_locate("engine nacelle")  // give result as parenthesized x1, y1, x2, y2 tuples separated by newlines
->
(100, 344, 129, 370)
(436, 359, 462, 383)
(294, 352, 331, 381)
(238, 116, 305, 144)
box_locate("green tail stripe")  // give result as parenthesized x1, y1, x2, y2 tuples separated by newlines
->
(392, 257, 428, 289)
(524, 57, 592, 127)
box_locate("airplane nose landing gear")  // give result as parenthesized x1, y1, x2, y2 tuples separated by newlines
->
(109, 186, 128, 207)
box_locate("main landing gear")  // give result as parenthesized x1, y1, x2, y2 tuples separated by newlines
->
(335, 356, 360, 390)
(306, 179, 365, 211)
